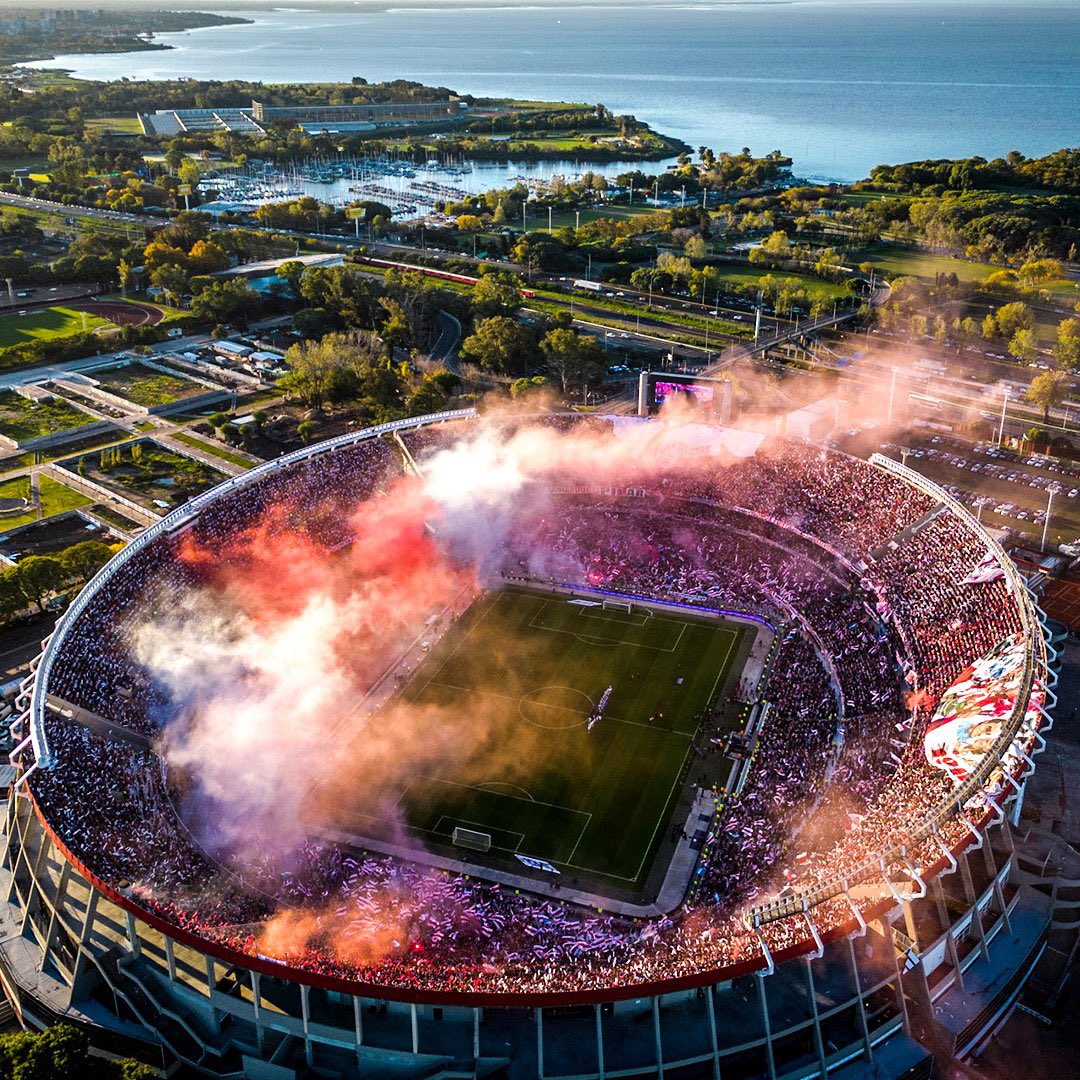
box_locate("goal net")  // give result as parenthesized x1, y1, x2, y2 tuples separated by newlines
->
(452, 827, 492, 852)
(602, 599, 633, 614)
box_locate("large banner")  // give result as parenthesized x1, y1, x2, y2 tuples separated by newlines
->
(923, 632, 1040, 788)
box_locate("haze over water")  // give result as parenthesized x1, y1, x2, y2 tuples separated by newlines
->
(26, 1, 1080, 182)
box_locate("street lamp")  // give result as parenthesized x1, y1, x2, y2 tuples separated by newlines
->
(997, 385, 1010, 446)
(1042, 483, 1061, 552)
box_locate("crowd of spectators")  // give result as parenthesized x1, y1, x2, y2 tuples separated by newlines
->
(27, 418, 1039, 996)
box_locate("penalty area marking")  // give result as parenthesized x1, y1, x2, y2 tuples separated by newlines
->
(529, 600, 687, 653)
(476, 781, 536, 801)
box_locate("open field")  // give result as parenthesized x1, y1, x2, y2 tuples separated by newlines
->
(0, 306, 110, 348)
(0, 391, 90, 443)
(705, 261, 851, 300)
(83, 116, 143, 136)
(844, 243, 998, 284)
(545, 204, 661, 229)
(323, 587, 745, 891)
(93, 362, 200, 408)
(0, 475, 91, 531)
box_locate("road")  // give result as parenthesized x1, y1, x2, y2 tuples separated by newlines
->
(0, 191, 169, 230)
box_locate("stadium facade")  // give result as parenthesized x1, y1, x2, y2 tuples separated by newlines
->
(0, 411, 1066, 1080)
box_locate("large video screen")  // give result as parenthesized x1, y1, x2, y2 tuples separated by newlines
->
(654, 379, 715, 411)
(923, 631, 1043, 795)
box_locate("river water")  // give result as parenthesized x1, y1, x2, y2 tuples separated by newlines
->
(24, 1, 1080, 184)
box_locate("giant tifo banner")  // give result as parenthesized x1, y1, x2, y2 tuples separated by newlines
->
(924, 632, 1042, 789)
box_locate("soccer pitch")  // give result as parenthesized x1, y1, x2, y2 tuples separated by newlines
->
(327, 587, 747, 893)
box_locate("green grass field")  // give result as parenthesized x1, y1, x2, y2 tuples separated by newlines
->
(0, 307, 110, 348)
(706, 261, 851, 299)
(0, 474, 91, 531)
(325, 587, 745, 889)
(845, 242, 997, 284)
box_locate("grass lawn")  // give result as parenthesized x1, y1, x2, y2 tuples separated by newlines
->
(707, 261, 851, 299)
(93, 362, 200, 408)
(0, 391, 90, 444)
(845, 243, 997, 284)
(545, 204, 661, 229)
(0, 474, 91, 531)
(171, 432, 255, 469)
(84, 116, 143, 136)
(321, 586, 745, 890)
(840, 192, 908, 206)
(0, 307, 110, 348)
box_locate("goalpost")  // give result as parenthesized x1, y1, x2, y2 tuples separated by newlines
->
(452, 827, 492, 853)
(602, 598, 634, 615)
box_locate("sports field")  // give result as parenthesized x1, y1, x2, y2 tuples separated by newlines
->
(325, 587, 746, 890)
(0, 306, 110, 348)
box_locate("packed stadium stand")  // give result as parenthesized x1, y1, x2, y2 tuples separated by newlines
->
(0, 410, 1066, 1080)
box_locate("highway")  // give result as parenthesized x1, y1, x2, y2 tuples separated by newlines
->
(0, 190, 169, 230)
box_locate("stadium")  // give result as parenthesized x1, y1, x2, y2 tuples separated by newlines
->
(0, 409, 1063, 1080)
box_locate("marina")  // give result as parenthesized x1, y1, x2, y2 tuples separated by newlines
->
(197, 152, 670, 220)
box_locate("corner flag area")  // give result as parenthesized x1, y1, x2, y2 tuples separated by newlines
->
(323, 587, 747, 894)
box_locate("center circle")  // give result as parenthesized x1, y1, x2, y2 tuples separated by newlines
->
(518, 685, 596, 729)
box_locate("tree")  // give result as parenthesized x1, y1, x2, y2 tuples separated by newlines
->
(994, 301, 1035, 340)
(1026, 369, 1068, 423)
(300, 266, 378, 331)
(59, 541, 113, 583)
(1007, 327, 1038, 364)
(0, 1021, 157, 1079)
(150, 263, 189, 307)
(177, 158, 202, 189)
(540, 327, 605, 394)
(275, 260, 306, 299)
(142, 240, 189, 275)
(46, 139, 88, 190)
(15, 556, 67, 611)
(280, 338, 344, 410)
(748, 230, 790, 266)
(1053, 317, 1080, 371)
(471, 275, 521, 321)
(460, 316, 534, 376)
(377, 297, 412, 358)
(510, 375, 548, 399)
(117, 258, 133, 299)
(190, 279, 259, 328)
(456, 214, 484, 233)
(0, 567, 24, 623)
(297, 420, 318, 444)
(683, 236, 707, 261)
(406, 370, 460, 415)
(187, 239, 229, 275)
